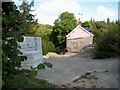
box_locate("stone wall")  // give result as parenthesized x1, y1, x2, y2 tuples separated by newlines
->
(67, 36, 92, 53)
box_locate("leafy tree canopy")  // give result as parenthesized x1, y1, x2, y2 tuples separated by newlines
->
(2, 1, 53, 88)
(27, 23, 53, 40)
(94, 24, 119, 58)
(26, 22, 55, 55)
(2, 2, 35, 86)
(81, 21, 92, 28)
(51, 11, 77, 49)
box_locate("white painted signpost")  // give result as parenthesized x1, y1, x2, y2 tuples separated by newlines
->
(18, 36, 43, 70)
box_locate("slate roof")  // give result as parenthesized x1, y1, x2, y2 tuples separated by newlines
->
(85, 28, 92, 32)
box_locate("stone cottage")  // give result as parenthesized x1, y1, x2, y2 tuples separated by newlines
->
(66, 18, 94, 53)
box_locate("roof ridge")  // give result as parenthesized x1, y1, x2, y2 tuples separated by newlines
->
(66, 25, 94, 38)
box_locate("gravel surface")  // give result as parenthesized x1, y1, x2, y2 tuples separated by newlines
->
(36, 56, 118, 88)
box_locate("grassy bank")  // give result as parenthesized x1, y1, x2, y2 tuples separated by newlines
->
(3, 72, 56, 89)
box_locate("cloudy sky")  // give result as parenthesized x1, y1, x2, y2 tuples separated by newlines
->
(13, 0, 118, 25)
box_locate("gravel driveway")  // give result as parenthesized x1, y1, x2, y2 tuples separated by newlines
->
(36, 57, 118, 88)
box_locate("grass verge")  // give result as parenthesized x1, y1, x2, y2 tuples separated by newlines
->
(3, 72, 56, 89)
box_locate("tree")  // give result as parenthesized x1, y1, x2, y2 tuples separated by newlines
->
(94, 21, 104, 29)
(94, 24, 119, 58)
(107, 18, 110, 24)
(26, 23, 55, 55)
(2, 2, 53, 88)
(51, 11, 77, 49)
(2, 1, 35, 85)
(90, 18, 93, 24)
(115, 20, 119, 24)
(81, 21, 92, 28)
(27, 23, 52, 40)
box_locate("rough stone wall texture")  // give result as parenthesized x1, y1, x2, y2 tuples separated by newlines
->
(67, 36, 92, 53)
(73, 47, 95, 58)
(18, 36, 43, 70)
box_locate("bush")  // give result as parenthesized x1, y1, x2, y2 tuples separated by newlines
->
(2, 2, 53, 88)
(94, 24, 119, 59)
(42, 40, 55, 55)
(55, 47, 65, 55)
(2, 2, 34, 83)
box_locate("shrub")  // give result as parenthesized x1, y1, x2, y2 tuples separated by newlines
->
(2, 1, 33, 79)
(94, 24, 119, 59)
(42, 40, 55, 55)
(55, 47, 65, 55)
(2, 1, 35, 86)
(2, 2, 53, 88)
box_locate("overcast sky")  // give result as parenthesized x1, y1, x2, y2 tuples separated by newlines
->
(13, 0, 118, 25)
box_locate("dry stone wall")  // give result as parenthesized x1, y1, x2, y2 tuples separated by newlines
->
(67, 36, 92, 53)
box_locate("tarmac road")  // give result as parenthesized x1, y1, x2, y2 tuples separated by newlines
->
(36, 57, 118, 88)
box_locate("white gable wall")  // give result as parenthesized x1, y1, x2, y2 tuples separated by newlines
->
(66, 25, 94, 53)
(67, 27, 90, 39)
(66, 25, 94, 39)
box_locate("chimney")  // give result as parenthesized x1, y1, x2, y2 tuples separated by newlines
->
(78, 18, 81, 25)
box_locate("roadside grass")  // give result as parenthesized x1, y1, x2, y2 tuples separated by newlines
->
(3, 72, 56, 89)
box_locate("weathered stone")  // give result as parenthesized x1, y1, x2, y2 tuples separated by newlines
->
(73, 46, 95, 58)
(18, 36, 43, 70)
(67, 36, 92, 53)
